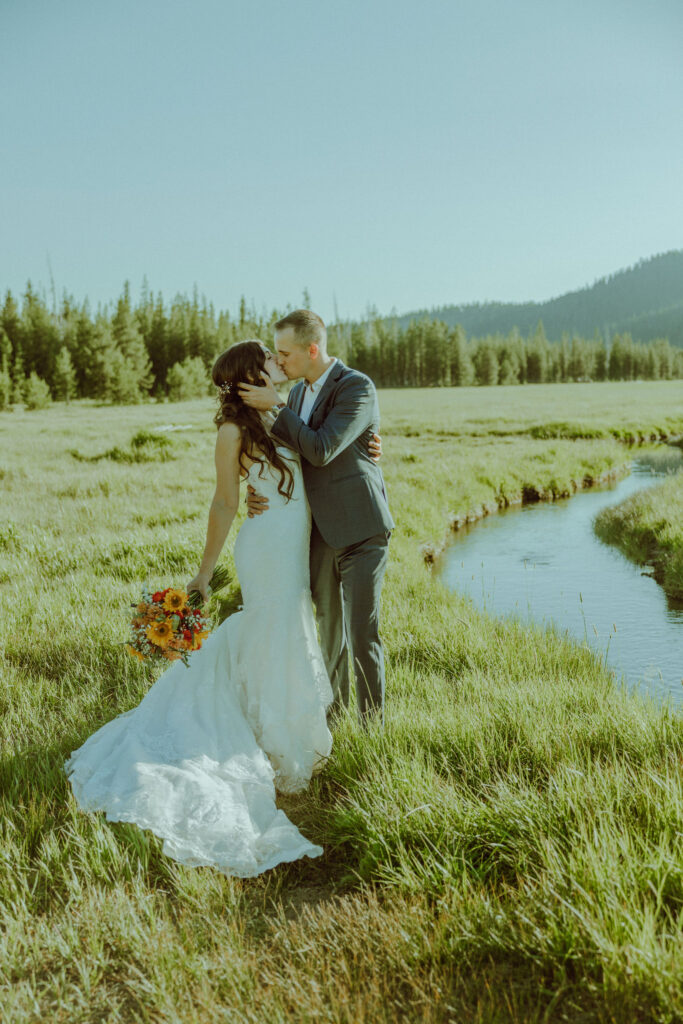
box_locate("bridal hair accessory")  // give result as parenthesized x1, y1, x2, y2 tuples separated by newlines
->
(218, 381, 237, 400)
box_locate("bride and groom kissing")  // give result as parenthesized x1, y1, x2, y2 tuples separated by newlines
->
(65, 309, 395, 878)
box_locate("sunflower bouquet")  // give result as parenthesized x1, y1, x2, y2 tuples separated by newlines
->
(126, 566, 230, 668)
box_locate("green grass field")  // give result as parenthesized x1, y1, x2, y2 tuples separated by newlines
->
(1, 381, 682, 1023)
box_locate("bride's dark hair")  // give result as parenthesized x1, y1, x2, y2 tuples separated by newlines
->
(212, 340, 295, 501)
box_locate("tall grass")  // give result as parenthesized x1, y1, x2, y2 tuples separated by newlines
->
(1, 384, 682, 1022)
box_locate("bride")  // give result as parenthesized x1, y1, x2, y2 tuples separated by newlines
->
(65, 340, 337, 878)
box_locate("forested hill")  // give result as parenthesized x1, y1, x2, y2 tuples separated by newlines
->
(390, 250, 683, 345)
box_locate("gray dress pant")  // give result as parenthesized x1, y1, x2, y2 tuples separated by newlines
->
(309, 521, 390, 727)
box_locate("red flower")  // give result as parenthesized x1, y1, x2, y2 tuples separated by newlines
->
(152, 591, 163, 602)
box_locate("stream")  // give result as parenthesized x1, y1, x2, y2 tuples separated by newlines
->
(439, 450, 683, 709)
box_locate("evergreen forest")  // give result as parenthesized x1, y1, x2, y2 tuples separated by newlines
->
(1, 269, 682, 410)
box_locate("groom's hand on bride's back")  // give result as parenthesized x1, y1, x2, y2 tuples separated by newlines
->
(246, 484, 269, 517)
(245, 434, 381, 512)
(368, 432, 382, 462)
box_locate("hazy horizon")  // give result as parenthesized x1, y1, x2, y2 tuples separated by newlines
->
(2, 248, 680, 325)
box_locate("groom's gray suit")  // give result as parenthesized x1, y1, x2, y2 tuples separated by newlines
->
(270, 360, 394, 725)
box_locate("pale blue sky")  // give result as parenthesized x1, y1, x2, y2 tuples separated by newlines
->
(1, 0, 681, 322)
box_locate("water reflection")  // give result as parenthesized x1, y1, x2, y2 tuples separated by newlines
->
(440, 449, 683, 708)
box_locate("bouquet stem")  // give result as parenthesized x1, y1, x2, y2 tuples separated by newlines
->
(187, 564, 231, 608)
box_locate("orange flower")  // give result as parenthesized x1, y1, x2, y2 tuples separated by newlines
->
(167, 638, 189, 652)
(191, 629, 209, 650)
(126, 644, 146, 662)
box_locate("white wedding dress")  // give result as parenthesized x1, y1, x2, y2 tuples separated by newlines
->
(64, 448, 334, 877)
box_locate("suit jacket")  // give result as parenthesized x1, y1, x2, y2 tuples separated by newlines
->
(270, 361, 395, 549)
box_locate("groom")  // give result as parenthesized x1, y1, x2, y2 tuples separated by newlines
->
(239, 309, 394, 727)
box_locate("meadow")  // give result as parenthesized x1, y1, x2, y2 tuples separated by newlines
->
(1, 380, 683, 1023)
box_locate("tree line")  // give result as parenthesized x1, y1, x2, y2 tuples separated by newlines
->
(344, 317, 683, 387)
(0, 281, 681, 409)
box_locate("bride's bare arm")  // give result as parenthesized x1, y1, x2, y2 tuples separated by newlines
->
(186, 423, 241, 601)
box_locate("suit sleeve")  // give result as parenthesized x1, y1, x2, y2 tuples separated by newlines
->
(271, 376, 374, 467)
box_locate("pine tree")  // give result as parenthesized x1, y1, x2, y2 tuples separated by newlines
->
(0, 367, 10, 410)
(107, 350, 144, 404)
(166, 356, 210, 401)
(498, 350, 520, 385)
(526, 322, 549, 383)
(24, 371, 52, 410)
(473, 339, 499, 386)
(11, 343, 26, 403)
(0, 330, 11, 409)
(67, 304, 98, 398)
(87, 318, 119, 400)
(1, 290, 22, 357)
(145, 294, 170, 395)
(593, 341, 608, 381)
(54, 345, 77, 402)
(449, 326, 474, 386)
(348, 324, 369, 375)
(653, 338, 674, 379)
(0, 326, 11, 373)
(21, 281, 60, 387)
(568, 337, 588, 381)
(111, 281, 153, 398)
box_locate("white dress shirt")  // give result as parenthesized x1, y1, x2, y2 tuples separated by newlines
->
(299, 358, 337, 424)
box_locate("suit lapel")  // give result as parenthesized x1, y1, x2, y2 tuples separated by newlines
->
(309, 360, 346, 425)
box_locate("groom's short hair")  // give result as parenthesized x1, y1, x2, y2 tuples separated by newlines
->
(274, 309, 327, 349)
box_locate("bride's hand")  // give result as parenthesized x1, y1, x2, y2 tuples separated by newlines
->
(186, 572, 211, 604)
(238, 372, 281, 411)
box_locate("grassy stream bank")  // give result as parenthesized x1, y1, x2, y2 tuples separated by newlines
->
(595, 468, 683, 601)
(1, 382, 682, 1023)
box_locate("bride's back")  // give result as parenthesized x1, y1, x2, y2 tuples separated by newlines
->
(240, 441, 303, 508)
(234, 442, 310, 606)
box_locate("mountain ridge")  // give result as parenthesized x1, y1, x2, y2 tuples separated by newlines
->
(385, 250, 683, 345)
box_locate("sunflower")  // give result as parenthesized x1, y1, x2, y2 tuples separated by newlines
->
(126, 644, 146, 662)
(146, 619, 175, 648)
(162, 589, 189, 614)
